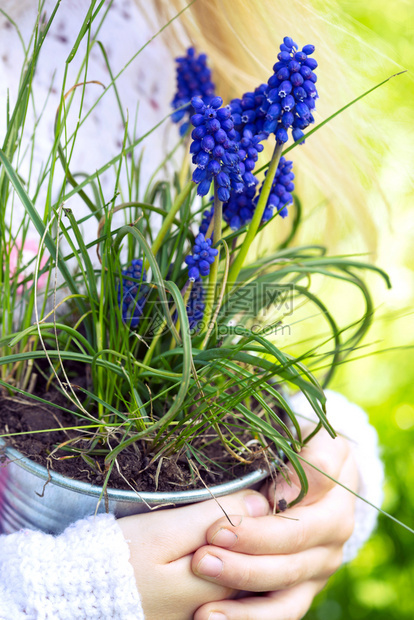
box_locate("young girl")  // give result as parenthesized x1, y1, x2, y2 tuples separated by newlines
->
(0, 1, 384, 618)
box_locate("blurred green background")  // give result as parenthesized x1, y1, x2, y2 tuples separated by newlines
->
(304, 0, 414, 617)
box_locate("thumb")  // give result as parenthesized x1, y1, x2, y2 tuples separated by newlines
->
(263, 427, 351, 509)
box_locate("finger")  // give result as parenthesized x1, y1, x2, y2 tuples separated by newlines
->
(206, 455, 358, 555)
(192, 544, 343, 592)
(118, 489, 270, 563)
(265, 430, 352, 508)
(194, 579, 327, 620)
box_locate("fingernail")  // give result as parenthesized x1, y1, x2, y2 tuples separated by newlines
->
(208, 613, 227, 620)
(244, 493, 269, 517)
(227, 514, 243, 527)
(196, 554, 223, 578)
(210, 527, 238, 548)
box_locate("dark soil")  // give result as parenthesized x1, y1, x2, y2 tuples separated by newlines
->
(0, 375, 276, 493)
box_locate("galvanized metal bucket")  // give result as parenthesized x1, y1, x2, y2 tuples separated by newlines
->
(0, 440, 269, 535)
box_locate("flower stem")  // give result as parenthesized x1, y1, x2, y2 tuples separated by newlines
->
(148, 180, 193, 268)
(205, 215, 214, 240)
(201, 181, 222, 339)
(178, 136, 191, 189)
(226, 141, 283, 294)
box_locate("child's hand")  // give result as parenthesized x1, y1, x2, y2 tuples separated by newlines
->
(192, 429, 359, 620)
(117, 489, 269, 620)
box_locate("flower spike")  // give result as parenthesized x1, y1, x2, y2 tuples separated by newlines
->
(171, 47, 216, 135)
(117, 259, 147, 328)
(185, 233, 219, 281)
(190, 96, 242, 202)
(264, 38, 318, 143)
(255, 157, 295, 219)
(186, 277, 206, 331)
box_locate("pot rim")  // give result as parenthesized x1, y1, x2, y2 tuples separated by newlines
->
(0, 439, 270, 505)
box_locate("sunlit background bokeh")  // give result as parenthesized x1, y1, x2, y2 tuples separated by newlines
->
(298, 0, 414, 617)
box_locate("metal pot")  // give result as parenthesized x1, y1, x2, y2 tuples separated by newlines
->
(0, 440, 269, 535)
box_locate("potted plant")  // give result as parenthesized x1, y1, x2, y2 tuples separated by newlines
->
(0, 3, 391, 535)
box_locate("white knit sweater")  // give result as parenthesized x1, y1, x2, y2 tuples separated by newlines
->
(0, 513, 143, 620)
(0, 2, 384, 618)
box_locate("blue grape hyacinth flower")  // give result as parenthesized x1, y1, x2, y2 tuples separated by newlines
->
(186, 277, 206, 331)
(185, 232, 219, 281)
(264, 37, 318, 144)
(255, 157, 295, 219)
(222, 183, 259, 230)
(171, 47, 216, 136)
(230, 84, 269, 139)
(190, 96, 243, 202)
(222, 156, 294, 229)
(237, 129, 265, 187)
(118, 259, 147, 328)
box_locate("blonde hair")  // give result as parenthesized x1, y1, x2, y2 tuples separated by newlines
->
(138, 0, 401, 251)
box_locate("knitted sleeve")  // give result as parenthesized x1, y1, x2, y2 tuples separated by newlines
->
(290, 389, 385, 562)
(0, 513, 144, 620)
